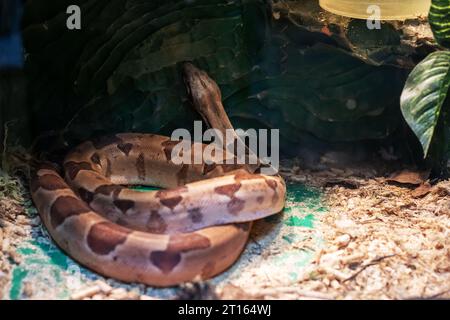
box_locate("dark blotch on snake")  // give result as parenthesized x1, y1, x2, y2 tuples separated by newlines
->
(150, 251, 181, 274)
(227, 197, 245, 215)
(32, 174, 68, 193)
(150, 233, 209, 272)
(176, 164, 189, 185)
(150, 234, 211, 273)
(160, 196, 182, 210)
(214, 183, 241, 198)
(117, 143, 133, 156)
(113, 199, 135, 214)
(64, 161, 95, 180)
(161, 140, 181, 161)
(50, 196, 90, 229)
(78, 187, 94, 203)
(87, 221, 131, 255)
(202, 162, 217, 175)
(105, 158, 112, 177)
(136, 153, 146, 180)
(146, 211, 167, 233)
(90, 153, 101, 166)
(215, 183, 244, 214)
(188, 208, 203, 224)
(156, 187, 187, 210)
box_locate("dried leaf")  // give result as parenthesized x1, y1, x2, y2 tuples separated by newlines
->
(386, 169, 430, 186)
(412, 183, 432, 198)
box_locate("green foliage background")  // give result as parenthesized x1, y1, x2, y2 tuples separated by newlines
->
(429, 0, 450, 48)
(399, 0, 450, 173)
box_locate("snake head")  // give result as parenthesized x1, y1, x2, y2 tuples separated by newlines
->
(182, 62, 222, 110)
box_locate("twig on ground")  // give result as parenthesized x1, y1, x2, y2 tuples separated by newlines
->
(344, 254, 397, 283)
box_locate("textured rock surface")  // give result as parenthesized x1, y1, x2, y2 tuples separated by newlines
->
(15, 0, 434, 155)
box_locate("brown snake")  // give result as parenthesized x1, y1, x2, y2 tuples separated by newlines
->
(30, 64, 286, 286)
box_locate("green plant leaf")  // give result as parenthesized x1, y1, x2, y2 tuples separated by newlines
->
(400, 51, 450, 157)
(429, 0, 450, 48)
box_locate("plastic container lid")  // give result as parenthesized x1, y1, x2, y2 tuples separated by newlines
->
(319, 0, 431, 20)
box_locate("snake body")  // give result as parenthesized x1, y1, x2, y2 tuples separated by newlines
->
(30, 65, 286, 286)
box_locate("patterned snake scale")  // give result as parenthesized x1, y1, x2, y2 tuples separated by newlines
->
(30, 64, 286, 287)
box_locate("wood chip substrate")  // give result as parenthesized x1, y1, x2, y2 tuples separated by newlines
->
(1, 158, 449, 300)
